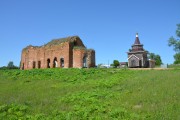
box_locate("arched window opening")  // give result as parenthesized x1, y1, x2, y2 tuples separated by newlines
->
(38, 61, 41, 68)
(33, 61, 36, 69)
(53, 57, 58, 68)
(83, 56, 87, 68)
(47, 59, 50, 68)
(60, 58, 64, 68)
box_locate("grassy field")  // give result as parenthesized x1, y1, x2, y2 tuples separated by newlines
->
(168, 64, 180, 69)
(0, 68, 179, 120)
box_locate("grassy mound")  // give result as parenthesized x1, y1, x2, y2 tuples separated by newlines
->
(0, 68, 179, 119)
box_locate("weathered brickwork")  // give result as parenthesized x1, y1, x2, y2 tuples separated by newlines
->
(20, 36, 95, 70)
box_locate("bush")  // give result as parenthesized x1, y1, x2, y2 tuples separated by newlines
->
(1, 61, 20, 70)
(113, 60, 120, 68)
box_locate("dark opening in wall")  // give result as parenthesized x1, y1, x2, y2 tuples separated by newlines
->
(47, 59, 50, 68)
(38, 61, 41, 68)
(83, 56, 87, 68)
(74, 41, 77, 46)
(53, 57, 57, 68)
(22, 63, 24, 70)
(33, 61, 36, 69)
(139, 60, 142, 68)
(60, 58, 64, 68)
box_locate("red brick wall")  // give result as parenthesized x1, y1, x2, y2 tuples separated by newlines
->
(21, 42, 71, 69)
(87, 50, 96, 67)
(20, 37, 96, 70)
(73, 49, 85, 68)
(73, 49, 96, 68)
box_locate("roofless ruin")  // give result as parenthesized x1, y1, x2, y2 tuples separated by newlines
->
(20, 36, 95, 70)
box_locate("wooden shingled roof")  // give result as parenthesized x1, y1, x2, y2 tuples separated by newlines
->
(134, 33, 141, 45)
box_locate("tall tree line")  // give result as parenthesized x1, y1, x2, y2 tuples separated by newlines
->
(168, 24, 180, 64)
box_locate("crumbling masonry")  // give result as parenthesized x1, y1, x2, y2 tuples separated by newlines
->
(20, 36, 95, 70)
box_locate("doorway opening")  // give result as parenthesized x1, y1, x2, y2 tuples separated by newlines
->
(47, 59, 50, 68)
(83, 56, 87, 68)
(131, 59, 136, 67)
(33, 61, 36, 69)
(38, 61, 41, 68)
(53, 57, 58, 68)
(60, 58, 64, 68)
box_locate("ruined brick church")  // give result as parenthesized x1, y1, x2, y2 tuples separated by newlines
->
(20, 36, 95, 70)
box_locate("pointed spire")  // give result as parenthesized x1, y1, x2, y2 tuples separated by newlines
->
(136, 33, 138, 37)
(134, 33, 141, 44)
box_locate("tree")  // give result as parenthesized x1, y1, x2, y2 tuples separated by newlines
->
(148, 53, 155, 59)
(7, 61, 19, 69)
(168, 36, 180, 53)
(113, 60, 120, 68)
(148, 53, 162, 66)
(154, 55, 162, 66)
(173, 53, 180, 64)
(168, 24, 180, 64)
(0, 66, 8, 70)
(7, 61, 14, 69)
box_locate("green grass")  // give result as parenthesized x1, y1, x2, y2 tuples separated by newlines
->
(168, 64, 180, 69)
(0, 68, 179, 119)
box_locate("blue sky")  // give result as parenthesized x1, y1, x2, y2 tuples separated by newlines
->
(0, 0, 180, 67)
